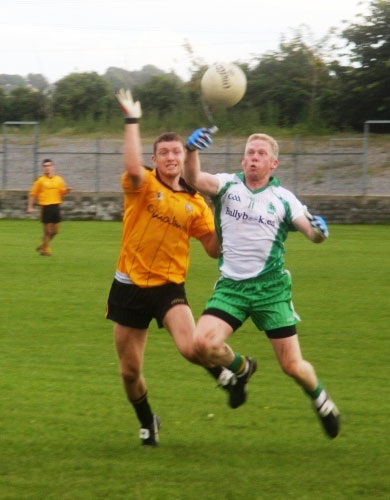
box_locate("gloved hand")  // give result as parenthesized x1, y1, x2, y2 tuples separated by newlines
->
(303, 205, 329, 239)
(185, 127, 217, 151)
(310, 215, 329, 238)
(115, 88, 142, 119)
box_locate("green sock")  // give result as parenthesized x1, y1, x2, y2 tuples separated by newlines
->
(306, 381, 324, 400)
(227, 353, 244, 373)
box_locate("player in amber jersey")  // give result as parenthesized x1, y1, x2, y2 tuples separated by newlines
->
(116, 168, 215, 287)
(27, 159, 72, 256)
(106, 90, 248, 447)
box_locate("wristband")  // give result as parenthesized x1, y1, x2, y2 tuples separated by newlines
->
(124, 117, 139, 124)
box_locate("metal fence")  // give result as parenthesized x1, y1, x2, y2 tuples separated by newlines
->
(1, 121, 389, 195)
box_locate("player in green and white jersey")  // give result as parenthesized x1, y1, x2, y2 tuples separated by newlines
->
(184, 129, 340, 439)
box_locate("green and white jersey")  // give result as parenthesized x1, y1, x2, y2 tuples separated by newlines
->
(212, 173, 305, 280)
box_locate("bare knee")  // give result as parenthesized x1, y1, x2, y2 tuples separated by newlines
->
(192, 317, 233, 366)
(281, 359, 302, 379)
(281, 358, 314, 385)
(177, 344, 199, 364)
(193, 335, 207, 358)
(120, 363, 141, 385)
(45, 224, 58, 238)
(193, 334, 217, 365)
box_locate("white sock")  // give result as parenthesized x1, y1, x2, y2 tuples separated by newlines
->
(314, 390, 327, 409)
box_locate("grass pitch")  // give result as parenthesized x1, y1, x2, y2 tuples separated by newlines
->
(1, 220, 389, 500)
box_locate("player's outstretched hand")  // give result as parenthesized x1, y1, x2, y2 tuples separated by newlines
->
(186, 127, 217, 151)
(115, 89, 142, 119)
(310, 215, 329, 238)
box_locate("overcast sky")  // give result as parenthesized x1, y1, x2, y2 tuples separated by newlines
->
(0, 0, 369, 83)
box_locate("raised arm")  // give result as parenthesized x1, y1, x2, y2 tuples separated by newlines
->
(115, 89, 144, 189)
(184, 127, 220, 196)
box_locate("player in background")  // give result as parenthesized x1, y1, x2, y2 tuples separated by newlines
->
(183, 128, 340, 439)
(106, 90, 252, 447)
(27, 158, 72, 256)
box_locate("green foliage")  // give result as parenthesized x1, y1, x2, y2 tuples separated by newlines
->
(26, 73, 49, 92)
(39, 114, 123, 136)
(0, 73, 48, 94)
(52, 72, 113, 121)
(0, 73, 25, 91)
(104, 64, 165, 91)
(246, 29, 338, 129)
(104, 66, 136, 91)
(336, 0, 390, 128)
(1, 221, 389, 499)
(6, 86, 47, 121)
(1, 1, 388, 134)
(0, 86, 6, 122)
(343, 0, 390, 68)
(133, 73, 186, 117)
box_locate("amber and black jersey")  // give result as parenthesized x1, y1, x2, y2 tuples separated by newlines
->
(29, 174, 68, 205)
(115, 168, 215, 287)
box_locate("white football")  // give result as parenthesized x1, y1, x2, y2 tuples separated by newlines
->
(201, 62, 247, 108)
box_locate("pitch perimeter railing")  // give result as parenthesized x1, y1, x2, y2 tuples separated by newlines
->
(1, 125, 388, 196)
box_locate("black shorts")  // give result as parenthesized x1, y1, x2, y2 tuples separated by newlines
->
(41, 204, 61, 224)
(106, 279, 189, 329)
(203, 308, 297, 338)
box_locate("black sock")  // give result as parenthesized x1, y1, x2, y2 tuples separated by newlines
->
(131, 392, 154, 428)
(205, 366, 223, 380)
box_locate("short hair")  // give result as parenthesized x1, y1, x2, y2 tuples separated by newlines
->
(245, 133, 279, 159)
(153, 132, 184, 154)
(42, 158, 53, 165)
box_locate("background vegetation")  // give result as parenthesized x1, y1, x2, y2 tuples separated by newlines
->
(0, 0, 388, 135)
(1, 220, 389, 499)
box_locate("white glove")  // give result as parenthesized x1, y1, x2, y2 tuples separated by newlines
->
(115, 89, 142, 119)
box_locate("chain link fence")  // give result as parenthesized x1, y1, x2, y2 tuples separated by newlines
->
(1, 123, 389, 195)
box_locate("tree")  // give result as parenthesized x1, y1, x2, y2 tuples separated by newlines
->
(104, 65, 166, 91)
(131, 65, 166, 86)
(0, 87, 6, 122)
(133, 73, 186, 116)
(26, 73, 49, 92)
(0, 74, 25, 94)
(52, 72, 112, 120)
(247, 30, 334, 127)
(6, 86, 47, 121)
(337, 0, 390, 128)
(104, 67, 135, 91)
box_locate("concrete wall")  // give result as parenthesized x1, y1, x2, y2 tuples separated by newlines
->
(1, 190, 389, 223)
(0, 191, 124, 221)
(297, 194, 390, 224)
